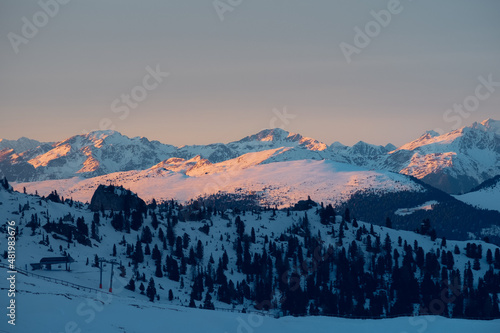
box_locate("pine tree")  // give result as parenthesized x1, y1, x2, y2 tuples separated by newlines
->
(111, 212, 124, 231)
(146, 278, 156, 302)
(131, 210, 143, 231)
(473, 257, 480, 270)
(141, 226, 153, 244)
(344, 208, 350, 222)
(495, 248, 500, 269)
(167, 222, 175, 247)
(134, 240, 144, 263)
(151, 212, 159, 230)
(76, 217, 88, 236)
(222, 250, 229, 270)
(151, 244, 161, 261)
(91, 220, 99, 241)
(486, 249, 493, 266)
(203, 291, 215, 310)
(125, 278, 136, 291)
(174, 236, 183, 257)
(384, 233, 392, 254)
(155, 260, 163, 278)
(183, 233, 190, 249)
(196, 240, 204, 260)
(235, 216, 245, 237)
(188, 295, 196, 308)
(185, 246, 195, 265)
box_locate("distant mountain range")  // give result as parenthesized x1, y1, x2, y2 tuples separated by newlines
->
(1, 119, 499, 195)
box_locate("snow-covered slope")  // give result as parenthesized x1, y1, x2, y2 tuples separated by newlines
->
(1, 183, 500, 331)
(14, 153, 425, 207)
(454, 176, 500, 212)
(2, 273, 499, 333)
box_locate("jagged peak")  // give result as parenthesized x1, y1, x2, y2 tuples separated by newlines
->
(385, 143, 397, 151)
(423, 130, 440, 138)
(236, 128, 327, 151)
(330, 141, 346, 149)
(352, 140, 386, 150)
(472, 118, 500, 134)
(83, 130, 121, 140)
(238, 128, 295, 143)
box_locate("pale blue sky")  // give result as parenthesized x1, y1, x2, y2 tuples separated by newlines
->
(1, 0, 499, 146)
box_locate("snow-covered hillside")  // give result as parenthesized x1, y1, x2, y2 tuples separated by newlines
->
(13, 156, 424, 207)
(1, 272, 499, 333)
(455, 176, 500, 212)
(1, 182, 500, 327)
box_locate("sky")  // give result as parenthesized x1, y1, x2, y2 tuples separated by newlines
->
(0, 0, 499, 147)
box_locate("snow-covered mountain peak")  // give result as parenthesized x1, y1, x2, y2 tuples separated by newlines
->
(395, 128, 462, 152)
(396, 118, 499, 153)
(385, 143, 397, 151)
(0, 136, 48, 153)
(471, 118, 500, 134)
(424, 130, 440, 138)
(237, 128, 327, 151)
(58, 130, 123, 149)
(84, 129, 118, 140)
(238, 128, 292, 142)
(330, 141, 346, 149)
(351, 141, 391, 155)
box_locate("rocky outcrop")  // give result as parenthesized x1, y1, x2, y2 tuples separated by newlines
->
(89, 184, 146, 212)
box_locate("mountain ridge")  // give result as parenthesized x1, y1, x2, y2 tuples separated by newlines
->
(2, 119, 499, 194)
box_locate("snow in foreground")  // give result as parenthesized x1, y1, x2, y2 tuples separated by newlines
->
(1, 273, 499, 333)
